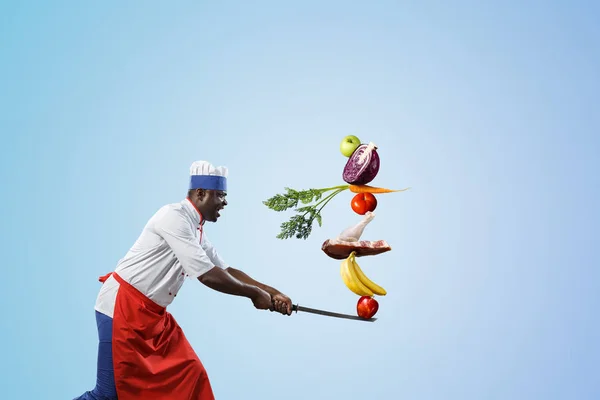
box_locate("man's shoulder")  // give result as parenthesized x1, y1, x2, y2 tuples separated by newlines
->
(152, 201, 185, 216)
(159, 200, 187, 212)
(149, 200, 190, 224)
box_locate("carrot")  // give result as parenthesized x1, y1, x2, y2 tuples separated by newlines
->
(348, 184, 411, 193)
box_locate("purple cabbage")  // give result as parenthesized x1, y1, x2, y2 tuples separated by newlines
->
(342, 142, 380, 185)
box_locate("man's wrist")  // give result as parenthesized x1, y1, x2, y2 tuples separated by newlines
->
(251, 282, 278, 297)
(248, 285, 265, 299)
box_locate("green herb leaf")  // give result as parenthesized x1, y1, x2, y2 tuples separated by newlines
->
(264, 185, 348, 239)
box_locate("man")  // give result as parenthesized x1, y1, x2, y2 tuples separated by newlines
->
(74, 160, 293, 400)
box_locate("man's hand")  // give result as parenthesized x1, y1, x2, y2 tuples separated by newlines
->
(271, 292, 293, 316)
(251, 287, 273, 310)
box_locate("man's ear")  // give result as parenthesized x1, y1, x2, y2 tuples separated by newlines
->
(197, 188, 206, 200)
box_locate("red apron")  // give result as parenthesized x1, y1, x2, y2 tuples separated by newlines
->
(99, 272, 215, 400)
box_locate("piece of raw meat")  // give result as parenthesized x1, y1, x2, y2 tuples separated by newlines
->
(321, 239, 391, 259)
(322, 211, 391, 259)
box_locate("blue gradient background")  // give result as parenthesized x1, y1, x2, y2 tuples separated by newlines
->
(1, 1, 599, 399)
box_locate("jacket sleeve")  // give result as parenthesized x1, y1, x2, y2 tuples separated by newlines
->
(152, 208, 216, 278)
(201, 233, 229, 270)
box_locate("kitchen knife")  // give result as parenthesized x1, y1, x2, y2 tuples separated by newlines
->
(291, 303, 377, 322)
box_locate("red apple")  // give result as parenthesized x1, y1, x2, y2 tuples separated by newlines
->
(357, 296, 379, 319)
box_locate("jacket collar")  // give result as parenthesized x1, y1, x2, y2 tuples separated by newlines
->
(183, 197, 204, 226)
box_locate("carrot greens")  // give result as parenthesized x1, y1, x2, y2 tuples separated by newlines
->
(263, 185, 349, 239)
(263, 183, 409, 239)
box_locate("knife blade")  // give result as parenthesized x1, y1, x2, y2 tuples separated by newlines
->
(291, 303, 377, 322)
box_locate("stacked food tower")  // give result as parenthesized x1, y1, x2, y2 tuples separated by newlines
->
(324, 135, 391, 319)
(263, 135, 409, 320)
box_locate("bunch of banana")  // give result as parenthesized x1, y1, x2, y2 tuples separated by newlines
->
(340, 251, 387, 296)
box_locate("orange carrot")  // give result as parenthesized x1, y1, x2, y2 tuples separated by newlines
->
(348, 184, 411, 193)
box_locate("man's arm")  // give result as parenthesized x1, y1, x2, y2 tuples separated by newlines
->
(201, 234, 284, 298)
(225, 267, 280, 296)
(199, 267, 262, 297)
(225, 267, 293, 315)
(197, 267, 273, 310)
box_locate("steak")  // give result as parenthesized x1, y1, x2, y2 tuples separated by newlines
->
(321, 238, 391, 260)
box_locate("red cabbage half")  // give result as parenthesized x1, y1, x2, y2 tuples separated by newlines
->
(342, 142, 380, 185)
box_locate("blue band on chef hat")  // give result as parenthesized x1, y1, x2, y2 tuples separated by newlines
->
(189, 175, 227, 191)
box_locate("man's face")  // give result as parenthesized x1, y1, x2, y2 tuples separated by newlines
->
(198, 189, 227, 222)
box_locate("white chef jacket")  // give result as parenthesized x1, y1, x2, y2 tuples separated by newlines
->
(94, 198, 229, 318)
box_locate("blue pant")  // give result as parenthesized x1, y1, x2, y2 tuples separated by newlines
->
(73, 311, 118, 400)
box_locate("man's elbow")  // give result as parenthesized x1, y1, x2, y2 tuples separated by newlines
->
(197, 266, 220, 284)
(198, 273, 208, 284)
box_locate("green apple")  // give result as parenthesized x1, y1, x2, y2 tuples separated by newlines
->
(340, 135, 361, 157)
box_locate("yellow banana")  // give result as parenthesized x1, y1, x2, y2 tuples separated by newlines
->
(350, 252, 387, 296)
(340, 253, 373, 296)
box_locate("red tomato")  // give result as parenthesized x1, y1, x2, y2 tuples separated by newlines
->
(351, 192, 377, 215)
(357, 296, 379, 319)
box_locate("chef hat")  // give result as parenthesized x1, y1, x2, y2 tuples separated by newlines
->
(189, 160, 228, 191)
